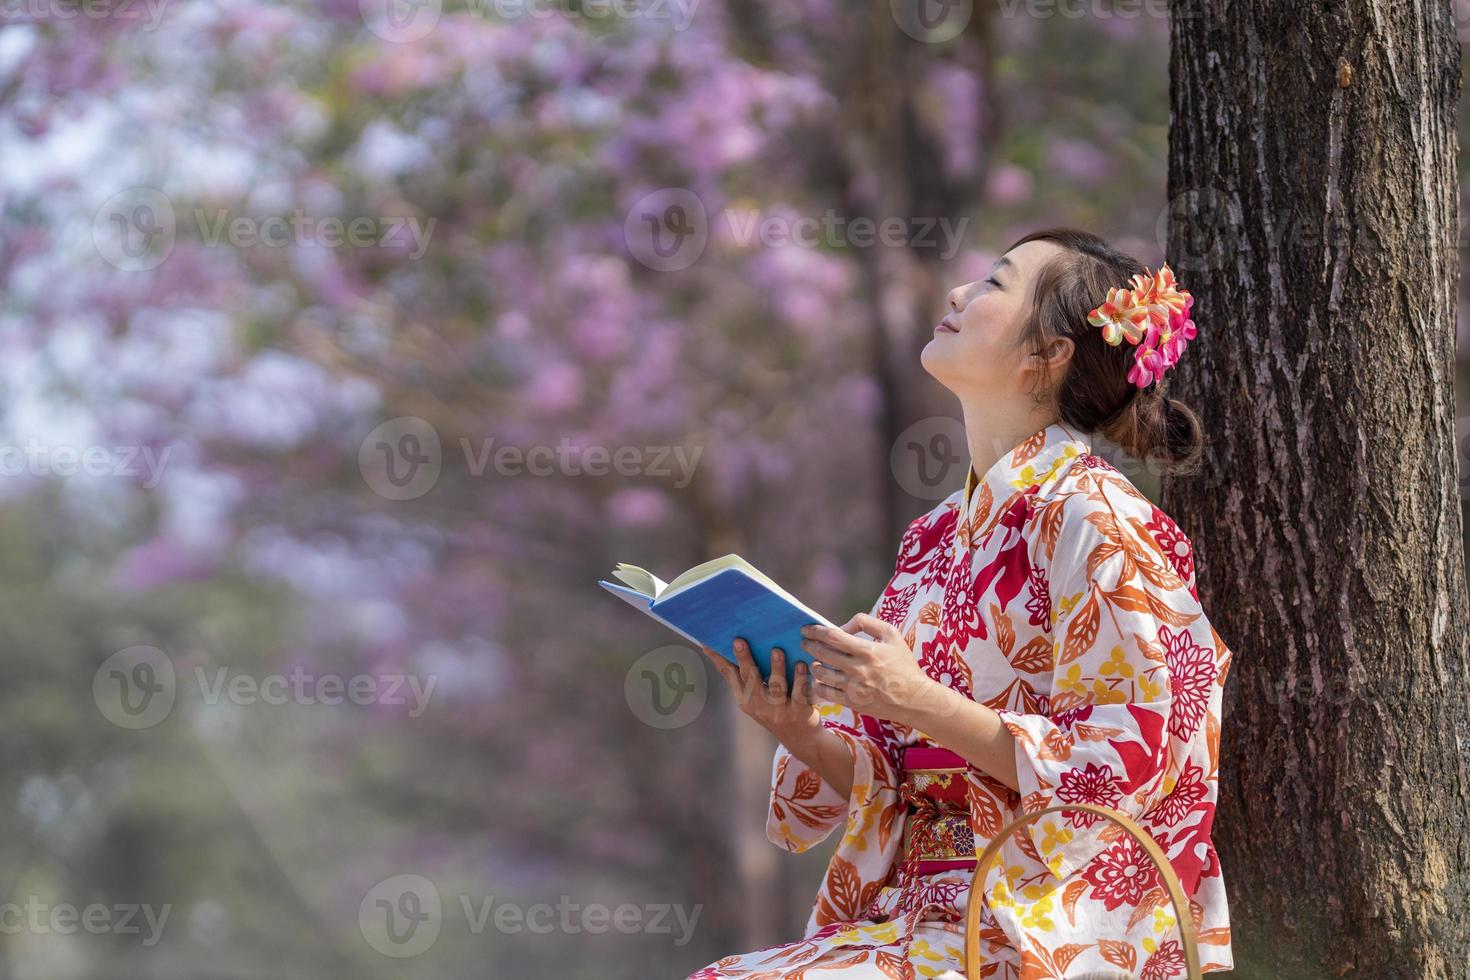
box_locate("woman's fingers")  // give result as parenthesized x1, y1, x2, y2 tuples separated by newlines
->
(700, 645, 738, 687)
(842, 613, 897, 644)
(800, 636, 853, 670)
(731, 637, 762, 693)
(802, 628, 868, 665)
(767, 647, 788, 700)
(791, 662, 814, 705)
(811, 660, 843, 686)
(812, 679, 844, 705)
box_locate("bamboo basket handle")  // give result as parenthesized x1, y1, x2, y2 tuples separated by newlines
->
(963, 802, 1201, 979)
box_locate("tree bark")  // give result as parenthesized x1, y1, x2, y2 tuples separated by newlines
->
(1163, 2, 1470, 977)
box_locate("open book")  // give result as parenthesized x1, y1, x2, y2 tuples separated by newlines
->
(599, 554, 835, 685)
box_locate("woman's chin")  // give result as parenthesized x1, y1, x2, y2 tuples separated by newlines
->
(919, 338, 957, 385)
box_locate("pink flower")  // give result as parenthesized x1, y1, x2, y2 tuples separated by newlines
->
(1126, 343, 1166, 388)
(1055, 762, 1123, 828)
(1024, 562, 1051, 630)
(1087, 262, 1196, 388)
(1082, 836, 1164, 911)
(1160, 625, 1217, 741)
(1141, 939, 1189, 980)
(1142, 757, 1208, 826)
(1145, 505, 1196, 588)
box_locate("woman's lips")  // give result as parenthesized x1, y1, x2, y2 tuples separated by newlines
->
(935, 318, 959, 334)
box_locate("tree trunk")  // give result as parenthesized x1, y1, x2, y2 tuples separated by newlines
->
(1163, 3, 1470, 977)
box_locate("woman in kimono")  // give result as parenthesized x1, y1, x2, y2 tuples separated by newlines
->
(688, 228, 1233, 980)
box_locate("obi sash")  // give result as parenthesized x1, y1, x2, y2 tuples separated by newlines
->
(899, 745, 977, 875)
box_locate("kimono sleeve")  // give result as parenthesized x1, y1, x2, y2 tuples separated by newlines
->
(764, 705, 900, 853)
(765, 593, 901, 854)
(993, 484, 1222, 880)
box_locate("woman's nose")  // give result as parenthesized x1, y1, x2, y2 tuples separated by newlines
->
(945, 285, 965, 313)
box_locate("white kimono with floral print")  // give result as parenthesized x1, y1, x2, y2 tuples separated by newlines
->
(692, 421, 1233, 980)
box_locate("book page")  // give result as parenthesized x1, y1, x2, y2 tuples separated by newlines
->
(610, 563, 668, 598)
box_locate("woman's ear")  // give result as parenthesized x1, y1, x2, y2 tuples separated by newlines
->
(1025, 334, 1075, 386)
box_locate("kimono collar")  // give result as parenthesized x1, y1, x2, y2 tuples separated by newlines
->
(961, 420, 1093, 521)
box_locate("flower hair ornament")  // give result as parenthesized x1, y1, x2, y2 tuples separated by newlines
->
(1085, 262, 1197, 389)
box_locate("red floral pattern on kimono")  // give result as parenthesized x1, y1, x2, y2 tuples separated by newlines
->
(687, 421, 1234, 980)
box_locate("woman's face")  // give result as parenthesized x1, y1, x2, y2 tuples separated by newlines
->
(921, 238, 1070, 400)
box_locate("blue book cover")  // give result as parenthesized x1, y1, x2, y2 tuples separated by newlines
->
(598, 554, 835, 686)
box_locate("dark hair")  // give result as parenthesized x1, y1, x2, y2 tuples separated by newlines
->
(1005, 227, 1204, 474)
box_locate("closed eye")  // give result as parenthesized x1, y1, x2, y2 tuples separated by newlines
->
(985, 277, 1002, 289)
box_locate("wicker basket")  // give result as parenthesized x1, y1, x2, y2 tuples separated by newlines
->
(963, 802, 1201, 979)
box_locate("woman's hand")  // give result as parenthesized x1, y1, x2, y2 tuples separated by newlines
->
(702, 638, 856, 798)
(701, 638, 818, 744)
(800, 613, 943, 727)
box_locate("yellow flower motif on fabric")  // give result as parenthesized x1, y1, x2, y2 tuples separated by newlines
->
(1140, 674, 1165, 700)
(988, 876, 1018, 912)
(1090, 679, 1126, 704)
(774, 821, 805, 851)
(834, 919, 900, 946)
(911, 937, 964, 976)
(1057, 664, 1087, 696)
(1017, 892, 1056, 932)
(1152, 907, 1177, 934)
(1012, 447, 1080, 490)
(839, 788, 876, 853)
(910, 938, 947, 963)
(1100, 646, 1134, 677)
(1037, 819, 1074, 856)
(1055, 590, 1085, 621)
